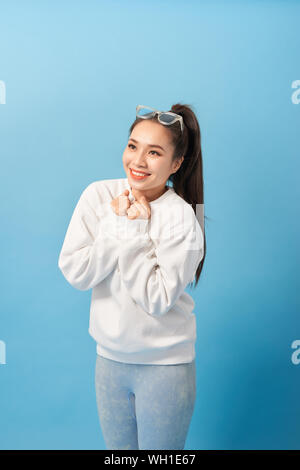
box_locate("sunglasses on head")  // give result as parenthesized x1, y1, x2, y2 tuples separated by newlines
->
(136, 105, 184, 134)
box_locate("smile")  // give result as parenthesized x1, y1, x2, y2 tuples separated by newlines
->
(129, 168, 151, 180)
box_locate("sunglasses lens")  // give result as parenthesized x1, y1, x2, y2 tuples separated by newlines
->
(137, 107, 155, 118)
(159, 113, 176, 124)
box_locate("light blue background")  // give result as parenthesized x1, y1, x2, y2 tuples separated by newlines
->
(0, 0, 299, 450)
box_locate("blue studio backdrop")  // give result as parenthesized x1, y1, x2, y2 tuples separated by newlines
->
(0, 0, 299, 450)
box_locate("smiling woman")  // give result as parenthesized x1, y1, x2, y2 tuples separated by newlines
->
(58, 102, 206, 450)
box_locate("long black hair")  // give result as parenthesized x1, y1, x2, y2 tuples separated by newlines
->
(129, 103, 207, 288)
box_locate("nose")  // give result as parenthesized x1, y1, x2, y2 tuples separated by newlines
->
(132, 150, 149, 169)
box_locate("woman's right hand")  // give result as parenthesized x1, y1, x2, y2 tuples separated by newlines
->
(110, 189, 131, 216)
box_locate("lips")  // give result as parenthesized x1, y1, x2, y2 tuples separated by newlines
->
(130, 168, 150, 175)
(129, 168, 151, 180)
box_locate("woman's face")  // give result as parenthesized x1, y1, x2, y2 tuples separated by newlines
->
(122, 120, 184, 200)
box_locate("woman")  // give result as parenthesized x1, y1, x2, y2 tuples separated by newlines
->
(58, 103, 206, 450)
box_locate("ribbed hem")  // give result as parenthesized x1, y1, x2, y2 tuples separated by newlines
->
(95, 342, 195, 365)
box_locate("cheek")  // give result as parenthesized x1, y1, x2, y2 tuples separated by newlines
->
(152, 161, 169, 174)
(126, 156, 133, 165)
(123, 152, 130, 164)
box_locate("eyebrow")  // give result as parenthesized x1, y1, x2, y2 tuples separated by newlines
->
(128, 138, 165, 152)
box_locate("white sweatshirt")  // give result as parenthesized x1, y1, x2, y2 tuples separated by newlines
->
(58, 177, 204, 365)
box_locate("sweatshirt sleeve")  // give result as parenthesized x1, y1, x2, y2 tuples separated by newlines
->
(58, 182, 120, 291)
(118, 204, 204, 316)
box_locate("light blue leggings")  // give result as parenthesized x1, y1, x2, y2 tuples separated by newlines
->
(94, 354, 196, 450)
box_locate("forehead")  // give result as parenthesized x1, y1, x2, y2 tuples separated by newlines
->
(130, 120, 172, 148)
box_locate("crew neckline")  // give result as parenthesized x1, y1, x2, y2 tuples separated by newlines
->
(124, 178, 174, 205)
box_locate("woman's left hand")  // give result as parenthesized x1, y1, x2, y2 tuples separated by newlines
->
(126, 187, 151, 220)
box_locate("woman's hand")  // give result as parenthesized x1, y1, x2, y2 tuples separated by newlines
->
(110, 189, 131, 216)
(126, 187, 151, 220)
(110, 187, 151, 220)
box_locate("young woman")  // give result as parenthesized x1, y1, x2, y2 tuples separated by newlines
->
(58, 104, 206, 450)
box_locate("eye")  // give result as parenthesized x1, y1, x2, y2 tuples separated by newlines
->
(127, 144, 160, 156)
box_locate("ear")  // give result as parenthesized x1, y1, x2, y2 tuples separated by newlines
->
(171, 156, 184, 174)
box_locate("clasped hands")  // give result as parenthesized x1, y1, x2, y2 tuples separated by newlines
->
(110, 188, 151, 220)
